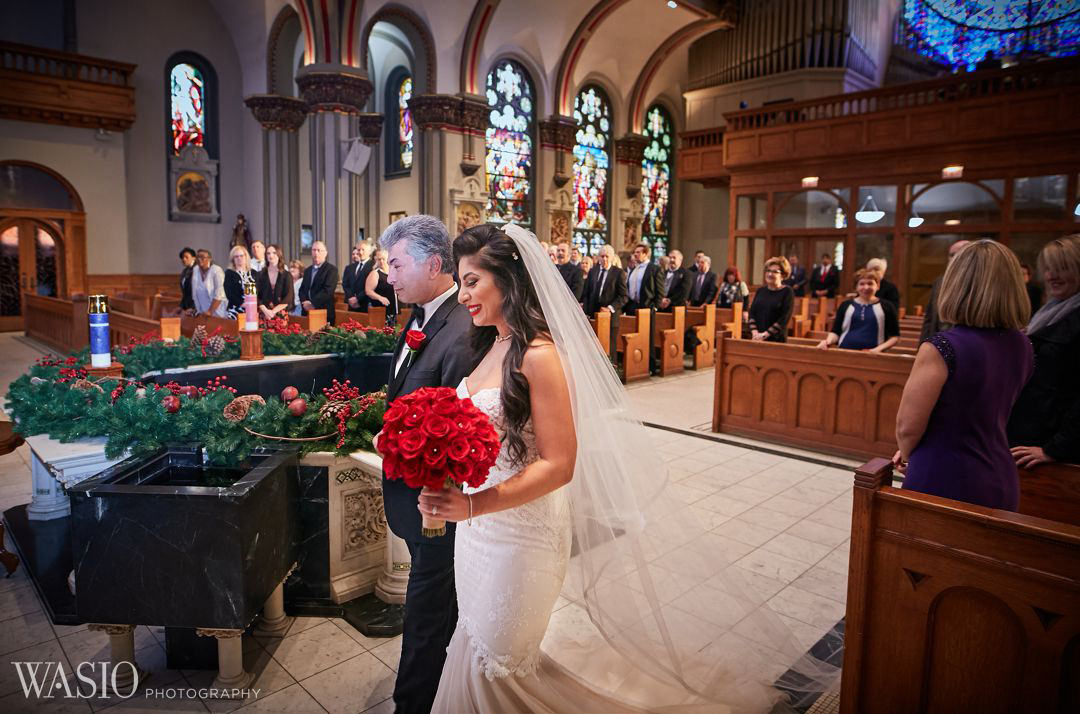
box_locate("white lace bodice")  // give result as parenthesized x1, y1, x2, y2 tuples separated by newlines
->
(453, 379, 572, 680)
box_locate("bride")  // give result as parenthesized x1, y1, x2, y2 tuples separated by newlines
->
(418, 224, 839, 713)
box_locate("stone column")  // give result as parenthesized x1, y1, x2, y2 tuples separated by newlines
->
(27, 451, 70, 520)
(86, 624, 146, 696)
(539, 116, 578, 244)
(457, 93, 489, 178)
(195, 628, 252, 693)
(296, 66, 373, 266)
(354, 113, 383, 242)
(375, 532, 411, 605)
(615, 133, 649, 252)
(253, 580, 292, 638)
(244, 95, 308, 260)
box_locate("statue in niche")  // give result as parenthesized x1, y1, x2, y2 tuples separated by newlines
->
(176, 172, 212, 215)
(550, 212, 570, 244)
(231, 214, 253, 252)
(455, 203, 482, 236)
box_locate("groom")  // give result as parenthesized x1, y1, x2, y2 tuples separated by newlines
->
(379, 215, 481, 714)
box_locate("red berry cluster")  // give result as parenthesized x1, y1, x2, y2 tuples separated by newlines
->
(56, 366, 89, 383)
(110, 382, 127, 402)
(36, 356, 81, 368)
(116, 331, 165, 355)
(262, 316, 304, 335)
(322, 378, 362, 402)
(156, 375, 237, 398)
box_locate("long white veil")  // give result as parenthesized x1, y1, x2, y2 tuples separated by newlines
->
(502, 224, 842, 712)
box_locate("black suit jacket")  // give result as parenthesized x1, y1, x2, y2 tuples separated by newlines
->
(255, 267, 294, 310)
(583, 266, 628, 316)
(180, 266, 194, 311)
(688, 270, 718, 306)
(342, 259, 374, 312)
(299, 261, 339, 323)
(784, 265, 808, 296)
(664, 267, 692, 308)
(557, 262, 585, 301)
(809, 265, 840, 297)
(383, 290, 482, 544)
(624, 262, 666, 313)
(877, 278, 900, 310)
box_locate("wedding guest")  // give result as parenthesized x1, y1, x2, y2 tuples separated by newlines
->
(250, 240, 267, 272)
(580, 255, 594, 283)
(547, 243, 559, 264)
(748, 257, 795, 342)
(866, 258, 900, 310)
(1009, 234, 1080, 467)
(365, 248, 398, 326)
(687, 250, 705, 274)
(784, 255, 808, 296)
(570, 246, 582, 266)
(809, 253, 840, 297)
(582, 244, 627, 316)
(179, 247, 196, 313)
(555, 242, 584, 301)
(224, 245, 255, 316)
(1021, 263, 1043, 313)
(920, 239, 971, 341)
(896, 240, 1033, 510)
(817, 269, 900, 352)
(342, 242, 374, 313)
(288, 259, 305, 316)
(658, 255, 670, 272)
(191, 249, 227, 317)
(717, 266, 748, 308)
(255, 243, 293, 320)
(688, 256, 718, 306)
(300, 240, 339, 323)
(660, 250, 692, 309)
(624, 242, 665, 313)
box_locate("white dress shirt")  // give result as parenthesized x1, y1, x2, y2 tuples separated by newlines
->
(628, 263, 647, 302)
(393, 282, 458, 377)
(191, 265, 227, 317)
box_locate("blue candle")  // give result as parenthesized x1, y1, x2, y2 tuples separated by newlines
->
(88, 295, 111, 368)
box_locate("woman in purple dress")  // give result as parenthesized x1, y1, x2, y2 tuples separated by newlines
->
(894, 240, 1034, 510)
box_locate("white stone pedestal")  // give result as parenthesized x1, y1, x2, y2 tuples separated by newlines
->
(253, 581, 293, 637)
(196, 629, 252, 693)
(86, 624, 147, 696)
(349, 451, 411, 605)
(25, 436, 124, 521)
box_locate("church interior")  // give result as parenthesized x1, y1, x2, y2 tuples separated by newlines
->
(1, 0, 1079, 712)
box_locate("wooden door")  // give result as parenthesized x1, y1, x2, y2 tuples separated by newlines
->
(0, 219, 62, 332)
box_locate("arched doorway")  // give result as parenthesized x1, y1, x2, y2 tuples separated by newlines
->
(0, 161, 87, 332)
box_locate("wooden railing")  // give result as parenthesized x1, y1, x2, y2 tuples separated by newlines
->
(23, 293, 88, 353)
(109, 311, 160, 349)
(723, 55, 1080, 132)
(0, 41, 136, 131)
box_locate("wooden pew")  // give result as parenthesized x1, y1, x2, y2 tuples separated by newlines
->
(1018, 461, 1080, 528)
(789, 296, 811, 338)
(841, 458, 1080, 714)
(109, 311, 160, 347)
(616, 309, 651, 383)
(180, 314, 239, 338)
(716, 302, 743, 339)
(712, 334, 914, 460)
(684, 305, 715, 370)
(651, 307, 685, 377)
(288, 309, 327, 332)
(396, 307, 412, 330)
(151, 293, 181, 320)
(23, 293, 89, 353)
(588, 310, 611, 358)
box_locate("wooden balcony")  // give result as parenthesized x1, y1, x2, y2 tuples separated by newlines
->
(0, 42, 136, 131)
(679, 56, 1080, 182)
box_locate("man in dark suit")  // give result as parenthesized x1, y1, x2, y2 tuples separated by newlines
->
(299, 240, 339, 323)
(809, 253, 840, 298)
(687, 250, 705, 275)
(178, 247, 196, 313)
(341, 242, 373, 312)
(624, 242, 665, 314)
(555, 242, 584, 301)
(784, 254, 808, 296)
(688, 255, 719, 306)
(379, 215, 482, 714)
(583, 245, 627, 361)
(660, 249, 692, 310)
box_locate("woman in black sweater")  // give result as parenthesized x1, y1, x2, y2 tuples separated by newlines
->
(748, 256, 795, 342)
(255, 244, 294, 320)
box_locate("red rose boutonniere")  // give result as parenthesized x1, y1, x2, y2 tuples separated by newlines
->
(404, 329, 426, 367)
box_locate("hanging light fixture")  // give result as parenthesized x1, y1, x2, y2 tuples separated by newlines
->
(908, 206, 924, 228)
(855, 193, 885, 223)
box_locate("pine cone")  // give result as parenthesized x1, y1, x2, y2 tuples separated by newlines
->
(191, 325, 208, 347)
(206, 335, 226, 356)
(319, 400, 350, 423)
(223, 394, 265, 422)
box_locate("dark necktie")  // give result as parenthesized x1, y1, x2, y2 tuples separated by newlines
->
(595, 269, 607, 301)
(412, 305, 426, 329)
(694, 273, 704, 300)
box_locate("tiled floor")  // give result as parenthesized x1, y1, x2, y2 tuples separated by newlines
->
(1, 333, 856, 712)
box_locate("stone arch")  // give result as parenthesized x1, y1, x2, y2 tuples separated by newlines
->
(360, 4, 436, 94)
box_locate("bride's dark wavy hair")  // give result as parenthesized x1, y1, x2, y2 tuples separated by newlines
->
(453, 224, 550, 465)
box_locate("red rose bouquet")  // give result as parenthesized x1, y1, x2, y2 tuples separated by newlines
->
(378, 386, 500, 536)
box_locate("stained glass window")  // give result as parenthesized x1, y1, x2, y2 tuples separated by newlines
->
(903, 0, 1080, 72)
(485, 60, 534, 228)
(573, 85, 612, 255)
(641, 104, 673, 262)
(170, 63, 205, 155)
(398, 75, 414, 170)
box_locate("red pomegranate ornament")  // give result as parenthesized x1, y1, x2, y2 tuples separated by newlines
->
(288, 398, 307, 416)
(281, 386, 299, 402)
(162, 395, 181, 413)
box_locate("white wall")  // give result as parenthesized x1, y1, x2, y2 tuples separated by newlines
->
(0, 120, 130, 274)
(77, 0, 248, 273)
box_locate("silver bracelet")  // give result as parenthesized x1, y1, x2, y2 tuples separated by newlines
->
(467, 494, 473, 526)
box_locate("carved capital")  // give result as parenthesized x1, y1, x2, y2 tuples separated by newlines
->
(458, 93, 489, 134)
(355, 113, 384, 145)
(615, 133, 650, 165)
(539, 115, 577, 151)
(88, 624, 135, 636)
(296, 70, 373, 114)
(244, 94, 309, 131)
(196, 628, 245, 639)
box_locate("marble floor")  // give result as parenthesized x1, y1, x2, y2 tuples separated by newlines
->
(1, 333, 856, 712)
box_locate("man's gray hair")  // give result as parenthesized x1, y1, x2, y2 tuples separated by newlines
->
(379, 214, 453, 274)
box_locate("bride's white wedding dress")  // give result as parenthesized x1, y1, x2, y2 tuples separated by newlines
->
(431, 380, 645, 714)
